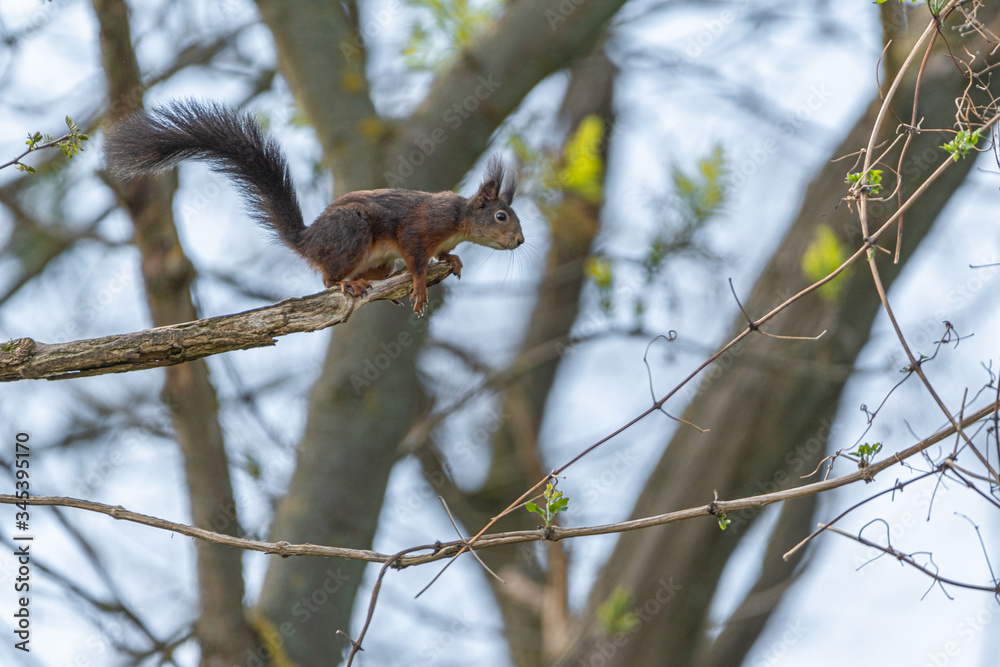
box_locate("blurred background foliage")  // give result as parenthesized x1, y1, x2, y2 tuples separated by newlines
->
(1, 1, 999, 666)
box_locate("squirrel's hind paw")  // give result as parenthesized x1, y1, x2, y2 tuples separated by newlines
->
(410, 284, 429, 316)
(331, 279, 372, 297)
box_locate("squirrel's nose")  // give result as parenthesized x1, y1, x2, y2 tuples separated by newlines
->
(515, 233, 524, 246)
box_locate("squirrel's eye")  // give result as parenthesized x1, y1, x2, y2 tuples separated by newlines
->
(495, 211, 507, 222)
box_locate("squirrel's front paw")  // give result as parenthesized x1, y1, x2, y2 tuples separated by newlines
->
(438, 253, 463, 279)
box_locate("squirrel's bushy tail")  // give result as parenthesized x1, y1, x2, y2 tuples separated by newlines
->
(104, 100, 305, 248)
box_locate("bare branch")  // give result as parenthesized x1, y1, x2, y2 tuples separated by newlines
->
(4, 397, 994, 568)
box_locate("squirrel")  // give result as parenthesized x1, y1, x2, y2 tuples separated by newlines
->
(104, 99, 524, 314)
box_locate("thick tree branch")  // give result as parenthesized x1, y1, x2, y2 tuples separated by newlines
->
(0, 265, 452, 382)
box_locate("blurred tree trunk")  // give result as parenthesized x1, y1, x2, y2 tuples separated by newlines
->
(414, 44, 617, 667)
(556, 4, 1000, 667)
(252, 2, 627, 664)
(93, 1, 258, 665)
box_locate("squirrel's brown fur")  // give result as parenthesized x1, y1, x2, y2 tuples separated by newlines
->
(105, 100, 524, 313)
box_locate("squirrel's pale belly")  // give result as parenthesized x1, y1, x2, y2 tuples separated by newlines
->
(355, 235, 465, 274)
(363, 241, 403, 269)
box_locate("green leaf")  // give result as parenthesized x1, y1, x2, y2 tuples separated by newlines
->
(941, 129, 981, 161)
(801, 224, 850, 301)
(527, 481, 571, 527)
(585, 256, 614, 312)
(585, 257, 613, 288)
(845, 169, 883, 196)
(672, 144, 726, 221)
(598, 587, 639, 634)
(558, 114, 605, 203)
(849, 441, 883, 466)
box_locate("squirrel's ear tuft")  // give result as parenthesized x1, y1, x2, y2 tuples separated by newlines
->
(484, 155, 504, 184)
(479, 155, 517, 203)
(475, 156, 503, 200)
(500, 167, 517, 205)
(477, 179, 500, 200)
